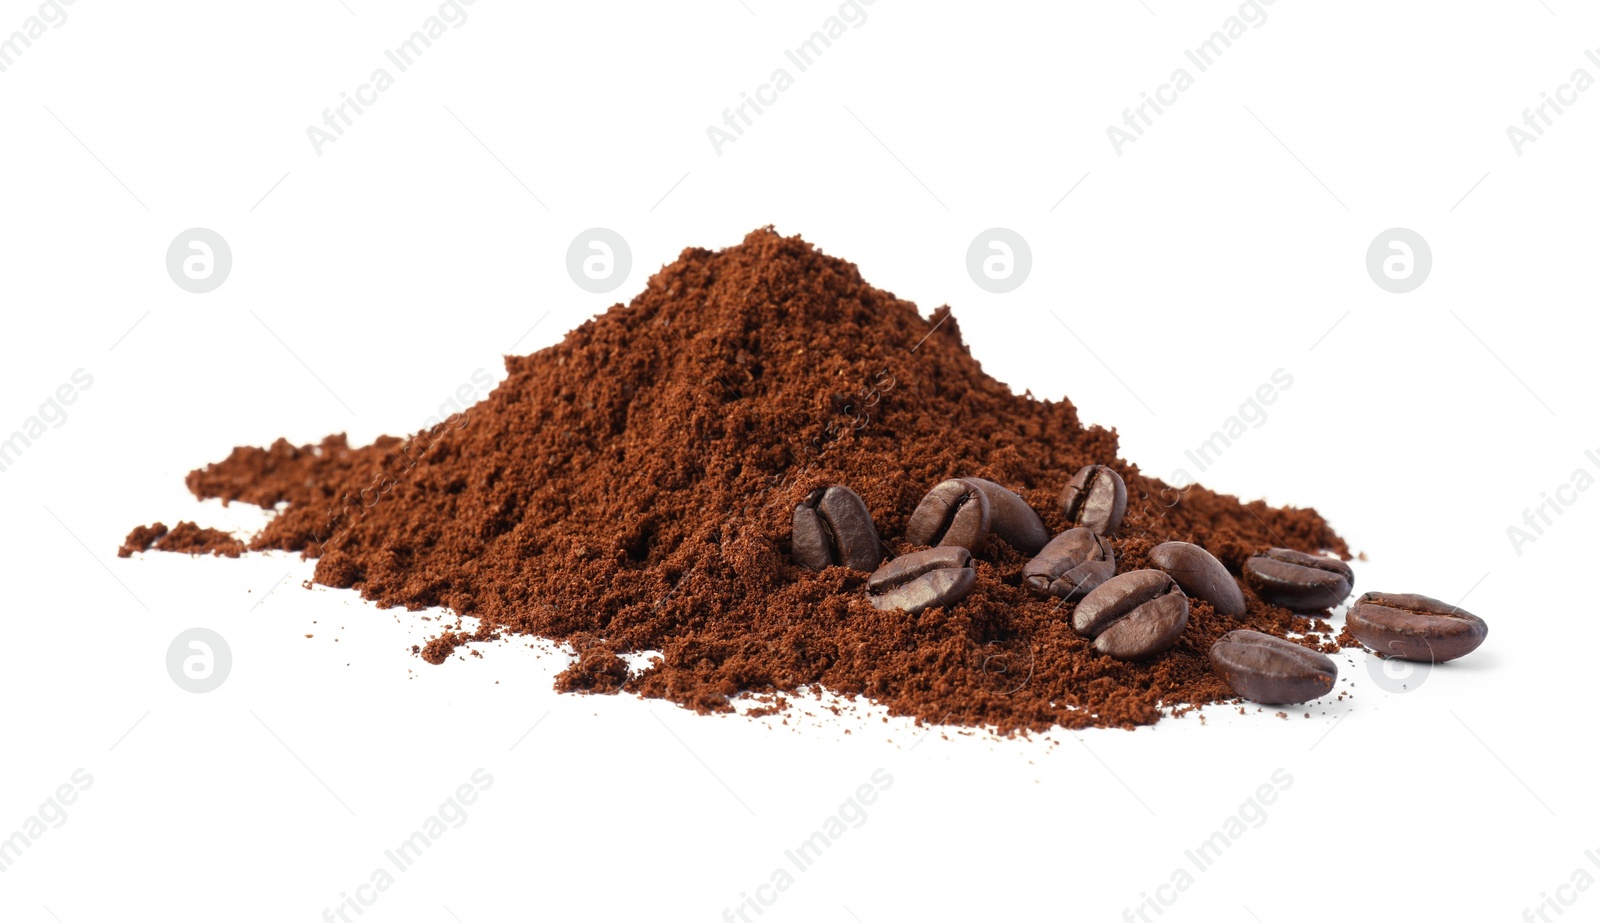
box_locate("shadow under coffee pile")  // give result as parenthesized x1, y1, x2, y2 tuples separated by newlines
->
(128, 228, 1349, 732)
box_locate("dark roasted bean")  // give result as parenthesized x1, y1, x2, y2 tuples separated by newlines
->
(1057, 464, 1127, 535)
(1022, 528, 1114, 601)
(1346, 592, 1488, 663)
(962, 477, 1050, 554)
(1071, 569, 1188, 660)
(1243, 548, 1354, 611)
(791, 486, 883, 572)
(1149, 541, 1245, 617)
(866, 546, 976, 615)
(905, 478, 991, 551)
(1209, 630, 1338, 704)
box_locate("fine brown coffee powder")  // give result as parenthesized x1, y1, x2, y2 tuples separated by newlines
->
(117, 521, 244, 559)
(124, 228, 1351, 732)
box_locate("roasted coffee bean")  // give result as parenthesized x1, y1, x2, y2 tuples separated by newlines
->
(1022, 528, 1114, 601)
(964, 477, 1050, 554)
(1149, 541, 1246, 618)
(791, 485, 883, 572)
(1346, 592, 1488, 663)
(866, 546, 976, 615)
(1243, 548, 1354, 611)
(1057, 464, 1127, 535)
(1209, 630, 1338, 705)
(1071, 569, 1189, 660)
(905, 478, 991, 551)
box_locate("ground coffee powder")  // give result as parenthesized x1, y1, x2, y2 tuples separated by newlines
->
(118, 521, 244, 558)
(125, 228, 1350, 731)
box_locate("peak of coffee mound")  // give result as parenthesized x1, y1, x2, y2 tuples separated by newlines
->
(130, 227, 1348, 732)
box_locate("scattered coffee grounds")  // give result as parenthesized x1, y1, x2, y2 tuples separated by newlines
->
(117, 521, 244, 558)
(117, 523, 168, 558)
(123, 227, 1354, 732)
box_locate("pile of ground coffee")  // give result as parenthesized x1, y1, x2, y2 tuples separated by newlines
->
(124, 228, 1349, 731)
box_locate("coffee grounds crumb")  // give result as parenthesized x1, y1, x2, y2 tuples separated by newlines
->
(554, 640, 629, 694)
(128, 227, 1353, 733)
(122, 521, 244, 558)
(117, 522, 169, 558)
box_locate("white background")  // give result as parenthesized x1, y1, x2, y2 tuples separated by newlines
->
(1, 1, 1595, 920)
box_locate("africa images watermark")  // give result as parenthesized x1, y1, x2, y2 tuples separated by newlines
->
(1123, 768, 1293, 921)
(322, 768, 493, 922)
(1505, 44, 1600, 156)
(1169, 368, 1293, 488)
(305, 0, 481, 156)
(0, 768, 93, 875)
(1132, 368, 1292, 524)
(0, 369, 94, 476)
(721, 767, 894, 921)
(1106, 0, 1280, 156)
(0, 0, 77, 76)
(1523, 849, 1600, 922)
(705, 0, 878, 156)
(1506, 446, 1600, 556)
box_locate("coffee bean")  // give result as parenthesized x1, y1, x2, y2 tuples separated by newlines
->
(964, 477, 1050, 554)
(1149, 541, 1246, 618)
(1346, 592, 1488, 663)
(791, 486, 883, 572)
(1022, 528, 1114, 601)
(1071, 569, 1188, 660)
(866, 546, 976, 615)
(905, 478, 991, 551)
(1209, 630, 1337, 704)
(1243, 548, 1353, 611)
(1058, 464, 1127, 535)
